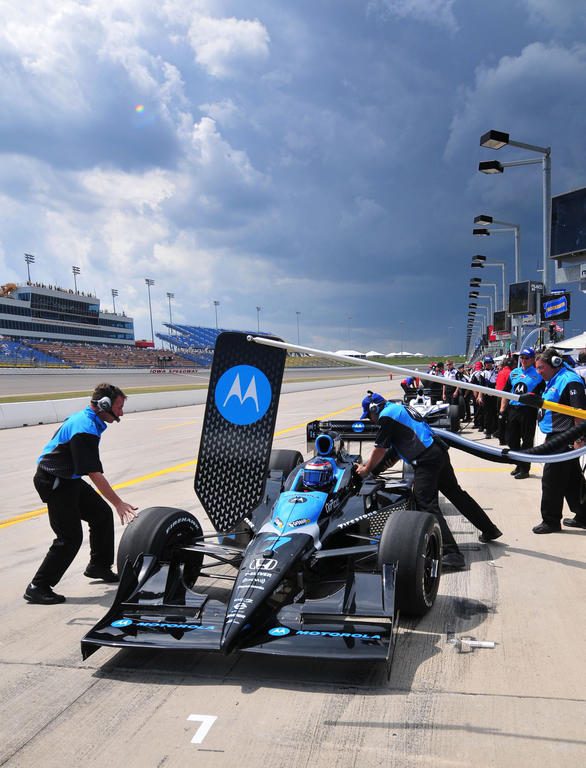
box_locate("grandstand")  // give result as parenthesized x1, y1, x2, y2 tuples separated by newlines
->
(156, 324, 275, 367)
(156, 324, 349, 368)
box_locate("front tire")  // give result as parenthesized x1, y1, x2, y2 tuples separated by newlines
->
(377, 508, 442, 616)
(117, 506, 204, 586)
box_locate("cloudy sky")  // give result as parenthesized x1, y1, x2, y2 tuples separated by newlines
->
(2, 0, 586, 354)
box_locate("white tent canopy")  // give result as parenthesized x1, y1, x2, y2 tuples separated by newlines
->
(553, 332, 586, 350)
(365, 350, 385, 357)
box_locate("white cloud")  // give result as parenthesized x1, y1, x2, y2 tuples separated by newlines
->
(188, 14, 270, 78)
(368, 0, 458, 32)
(198, 98, 240, 125)
(521, 0, 585, 30)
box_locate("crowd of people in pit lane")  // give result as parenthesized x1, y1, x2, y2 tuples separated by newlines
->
(402, 350, 586, 535)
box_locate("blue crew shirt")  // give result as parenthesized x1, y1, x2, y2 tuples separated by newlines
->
(505, 365, 544, 407)
(538, 366, 586, 434)
(37, 406, 107, 478)
(374, 402, 434, 463)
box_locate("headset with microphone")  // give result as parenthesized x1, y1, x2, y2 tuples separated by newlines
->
(91, 395, 120, 422)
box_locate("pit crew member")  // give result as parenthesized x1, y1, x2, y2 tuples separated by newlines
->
(532, 349, 586, 533)
(24, 383, 139, 605)
(354, 393, 502, 569)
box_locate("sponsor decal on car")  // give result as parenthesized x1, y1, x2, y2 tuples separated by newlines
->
(248, 558, 278, 571)
(287, 517, 311, 527)
(111, 619, 215, 631)
(352, 422, 366, 432)
(267, 626, 381, 639)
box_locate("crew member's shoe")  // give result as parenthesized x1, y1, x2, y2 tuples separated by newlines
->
(84, 565, 120, 583)
(441, 551, 466, 570)
(563, 516, 586, 529)
(23, 583, 66, 604)
(532, 522, 562, 534)
(514, 471, 530, 480)
(510, 468, 520, 476)
(478, 527, 503, 543)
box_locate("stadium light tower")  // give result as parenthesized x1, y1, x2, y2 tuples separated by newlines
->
(213, 300, 220, 329)
(479, 129, 551, 291)
(24, 253, 35, 283)
(256, 306, 261, 333)
(145, 278, 155, 344)
(111, 288, 118, 313)
(296, 311, 301, 344)
(474, 214, 521, 282)
(72, 265, 80, 293)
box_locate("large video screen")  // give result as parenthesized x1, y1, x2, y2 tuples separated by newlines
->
(551, 186, 586, 260)
(540, 292, 571, 321)
(509, 281, 537, 315)
(493, 310, 511, 332)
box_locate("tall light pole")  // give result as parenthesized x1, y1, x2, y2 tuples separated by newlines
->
(471, 255, 506, 309)
(347, 315, 352, 347)
(166, 292, 174, 351)
(296, 311, 301, 344)
(470, 278, 498, 311)
(479, 129, 551, 292)
(400, 320, 404, 354)
(72, 265, 80, 293)
(24, 253, 35, 283)
(145, 278, 155, 344)
(213, 300, 220, 329)
(474, 214, 521, 282)
(256, 306, 261, 333)
(111, 288, 118, 313)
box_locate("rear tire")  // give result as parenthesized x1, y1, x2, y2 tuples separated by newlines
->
(116, 506, 203, 586)
(377, 508, 442, 616)
(448, 404, 460, 433)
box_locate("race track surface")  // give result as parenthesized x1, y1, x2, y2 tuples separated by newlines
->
(1, 376, 585, 767)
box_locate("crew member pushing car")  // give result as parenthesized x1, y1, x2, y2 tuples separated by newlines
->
(24, 383, 139, 605)
(354, 392, 502, 569)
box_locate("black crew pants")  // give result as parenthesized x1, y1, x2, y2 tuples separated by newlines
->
(540, 436, 586, 526)
(413, 442, 499, 554)
(506, 406, 537, 474)
(31, 469, 114, 588)
(482, 394, 498, 435)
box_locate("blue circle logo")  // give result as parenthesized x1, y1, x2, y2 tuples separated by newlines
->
(215, 365, 272, 425)
(352, 422, 365, 432)
(111, 618, 133, 628)
(269, 626, 290, 637)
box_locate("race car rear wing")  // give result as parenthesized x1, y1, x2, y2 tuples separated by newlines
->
(306, 419, 379, 454)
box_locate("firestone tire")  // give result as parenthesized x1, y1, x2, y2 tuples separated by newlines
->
(116, 506, 203, 586)
(448, 404, 460, 433)
(377, 508, 442, 616)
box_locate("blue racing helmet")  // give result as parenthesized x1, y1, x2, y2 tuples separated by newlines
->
(360, 391, 386, 419)
(303, 458, 334, 490)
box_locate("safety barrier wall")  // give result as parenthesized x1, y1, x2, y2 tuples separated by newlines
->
(0, 376, 388, 430)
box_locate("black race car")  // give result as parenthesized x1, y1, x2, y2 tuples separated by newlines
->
(81, 333, 442, 665)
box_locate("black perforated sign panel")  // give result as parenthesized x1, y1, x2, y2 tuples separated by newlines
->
(194, 332, 286, 532)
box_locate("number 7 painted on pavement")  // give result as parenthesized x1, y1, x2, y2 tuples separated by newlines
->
(187, 714, 218, 744)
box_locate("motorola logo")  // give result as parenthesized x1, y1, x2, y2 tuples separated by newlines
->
(215, 365, 272, 425)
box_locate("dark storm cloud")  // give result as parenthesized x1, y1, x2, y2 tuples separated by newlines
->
(1, 0, 586, 353)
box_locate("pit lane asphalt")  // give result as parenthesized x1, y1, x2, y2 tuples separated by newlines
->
(1, 376, 585, 767)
